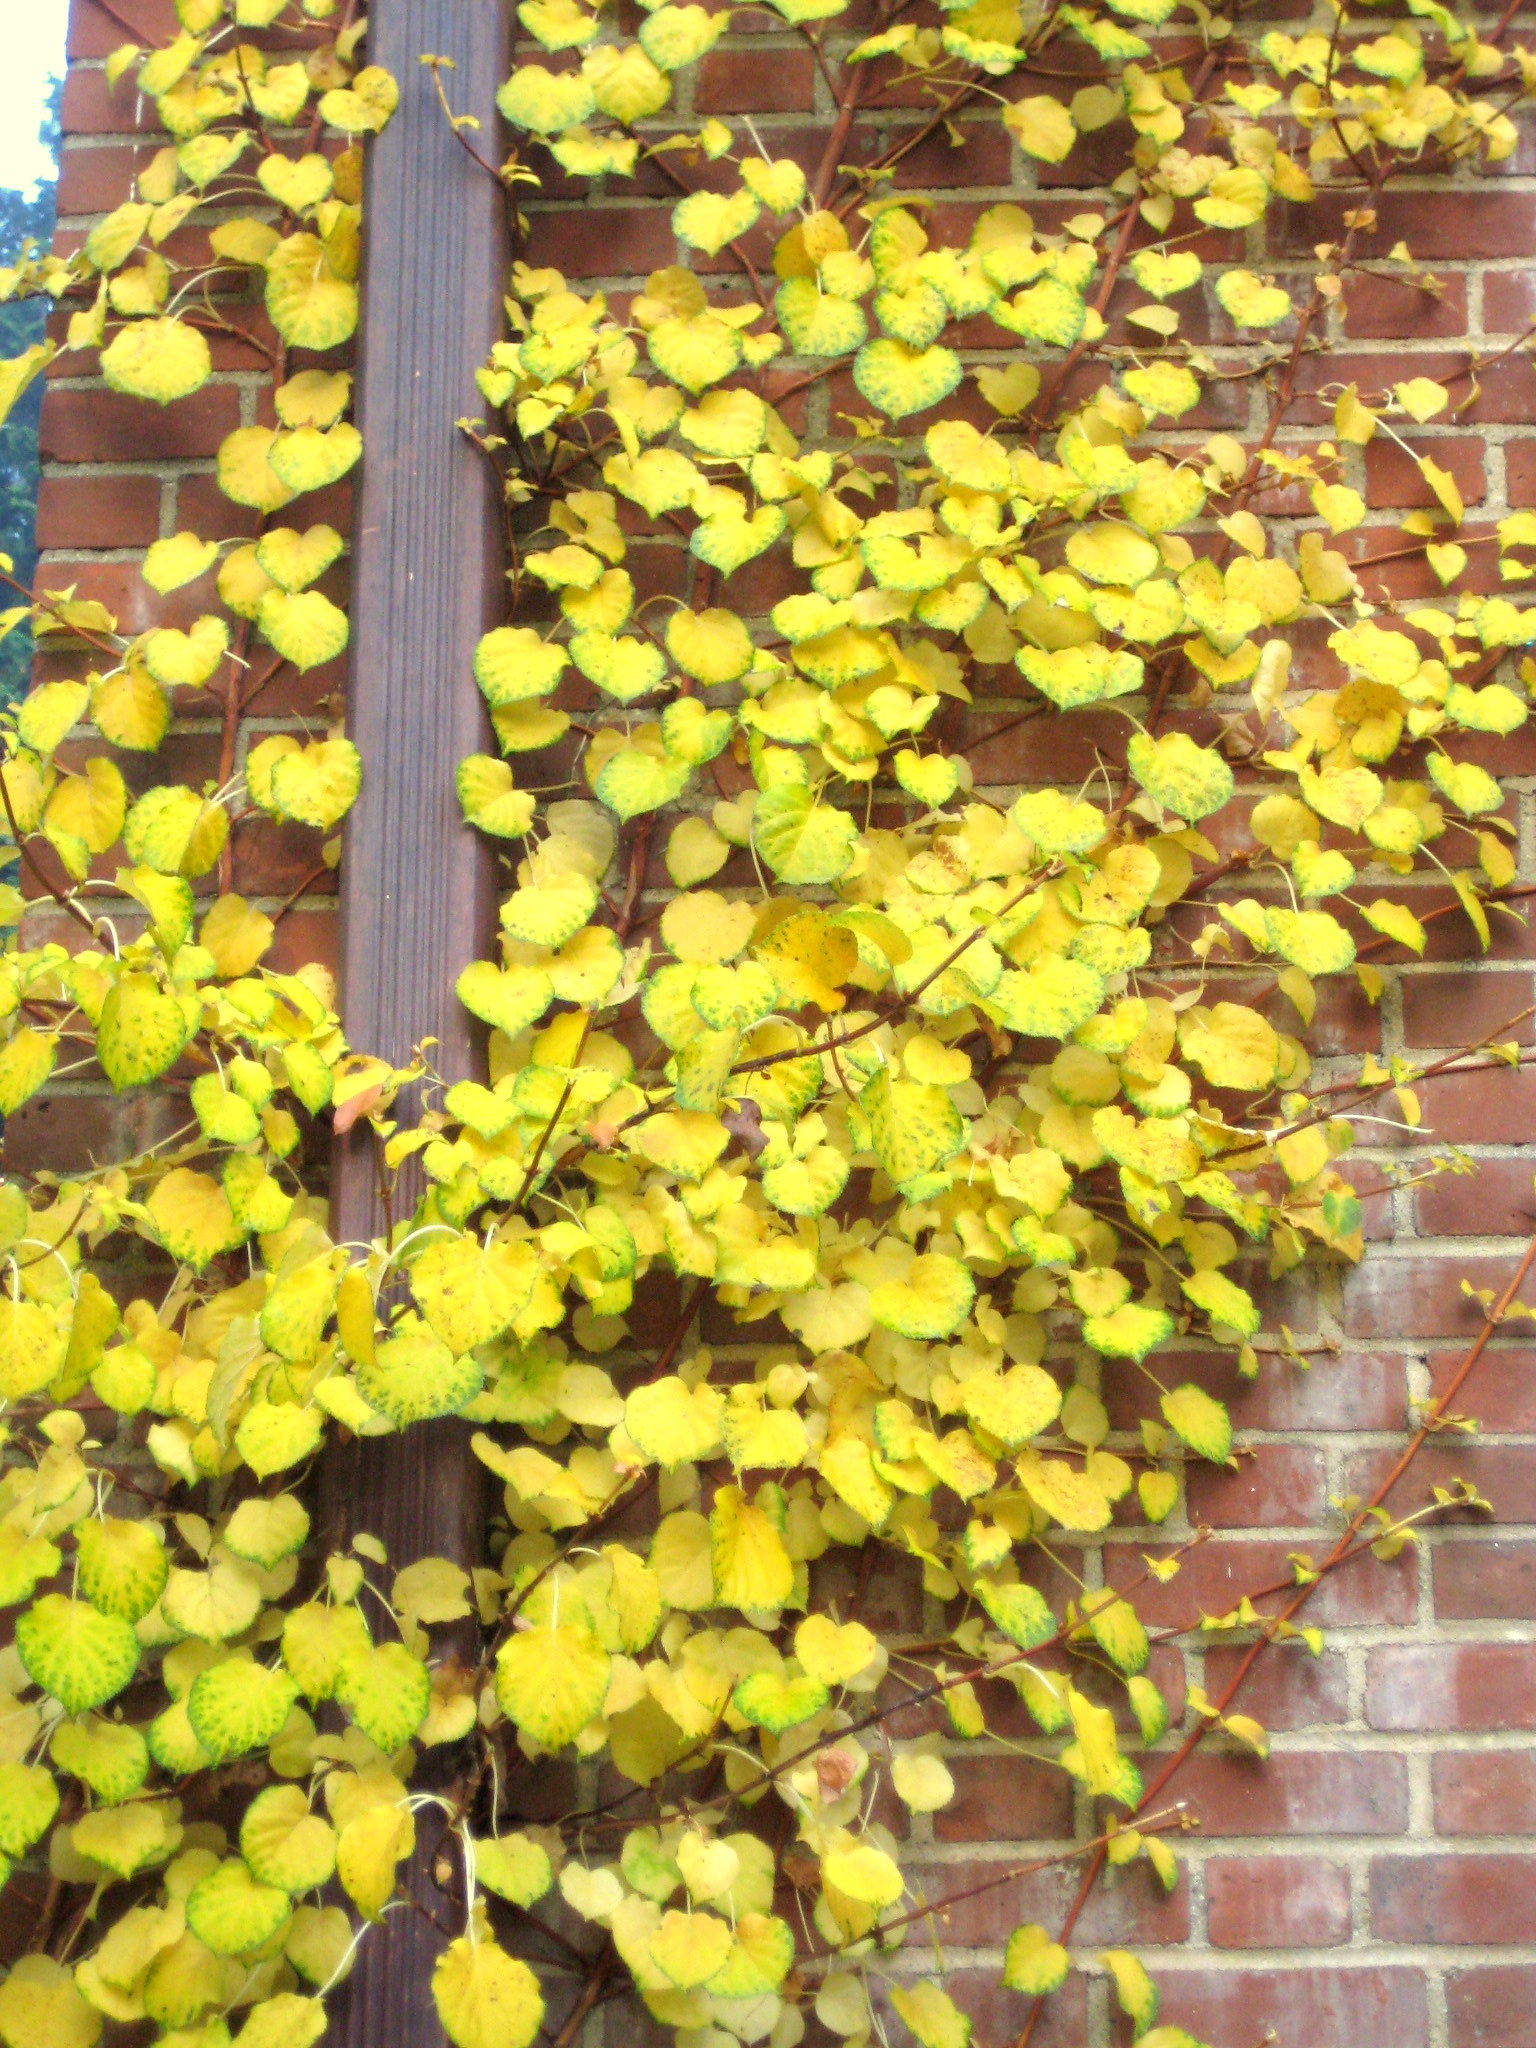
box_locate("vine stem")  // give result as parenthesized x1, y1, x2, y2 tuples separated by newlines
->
(804, 1809, 1187, 1957)
(549, 1945, 613, 2048)
(0, 566, 123, 661)
(0, 757, 97, 939)
(1011, 1226, 1536, 2048)
(811, 57, 868, 209)
(557, 1540, 1211, 1838)
(216, 614, 257, 895)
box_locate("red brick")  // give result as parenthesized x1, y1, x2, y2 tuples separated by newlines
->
(1364, 435, 1486, 510)
(1368, 1644, 1536, 1732)
(1446, 1965, 1536, 2048)
(1436, 1540, 1536, 1620)
(1505, 437, 1536, 507)
(157, 470, 282, 556)
(845, 119, 1015, 193)
(1485, 271, 1536, 334)
(35, 473, 160, 551)
(1185, 1445, 1328, 1529)
(923, 1969, 1086, 2048)
(1174, 1751, 1408, 1837)
(526, 205, 678, 279)
(1274, 187, 1536, 259)
(1343, 269, 1468, 339)
(965, 705, 1128, 786)
(3, 1088, 183, 1176)
(1106, 1539, 1417, 1628)
(696, 48, 816, 113)
(40, 385, 240, 463)
(1343, 1256, 1530, 1340)
(1462, 351, 1536, 428)
(264, 907, 338, 977)
(34, 556, 196, 638)
(1426, 1348, 1536, 1431)
(1406, 1066, 1536, 1147)
(1116, 1965, 1427, 2048)
(933, 1755, 1074, 1841)
(1206, 1855, 1352, 1948)
(230, 816, 332, 895)
(60, 67, 164, 136)
(1371, 1855, 1536, 1944)
(68, 0, 179, 58)
(808, 1551, 923, 1639)
(975, 1642, 1187, 1745)
(1203, 1645, 1351, 1730)
(909, 1856, 1188, 1948)
(1434, 1752, 1536, 1835)
(1417, 1159, 1536, 1238)
(56, 140, 164, 215)
(1104, 1350, 1407, 1434)
(1347, 1442, 1536, 1525)
(1345, 522, 1506, 602)
(1402, 971, 1536, 1049)
(1304, 971, 1389, 1055)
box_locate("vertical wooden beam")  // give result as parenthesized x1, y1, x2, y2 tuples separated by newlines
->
(327, 5, 507, 2042)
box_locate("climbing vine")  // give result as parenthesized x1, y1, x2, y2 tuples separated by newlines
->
(0, 1, 1532, 2045)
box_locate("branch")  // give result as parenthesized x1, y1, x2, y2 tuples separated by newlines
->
(1012, 1228, 1536, 2047)
(0, 762, 98, 939)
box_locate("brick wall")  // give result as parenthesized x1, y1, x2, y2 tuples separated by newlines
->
(12, 0, 345, 1186)
(26, 2, 1536, 2045)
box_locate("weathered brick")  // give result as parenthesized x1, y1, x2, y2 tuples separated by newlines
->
(1106, 1538, 1417, 1628)
(933, 1755, 1074, 1841)
(35, 472, 161, 550)
(40, 384, 240, 463)
(1368, 1645, 1536, 1732)
(1112, 1965, 1427, 2048)
(1202, 1645, 1351, 1730)
(696, 48, 816, 112)
(1446, 1965, 1536, 2048)
(1434, 1752, 1536, 1835)
(1435, 1539, 1536, 1620)
(1365, 435, 1486, 510)
(1343, 269, 1468, 339)
(1417, 1159, 1536, 1238)
(1427, 1348, 1536, 1431)
(908, 1856, 1189, 1948)
(1206, 1855, 1352, 1948)
(1175, 1751, 1408, 1837)
(1371, 1855, 1536, 1944)
(1343, 1256, 1528, 1340)
(1185, 1445, 1329, 1529)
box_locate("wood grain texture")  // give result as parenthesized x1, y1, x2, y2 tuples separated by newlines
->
(326, 7, 508, 2042)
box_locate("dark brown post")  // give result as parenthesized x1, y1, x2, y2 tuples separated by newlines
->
(327, 3, 508, 2041)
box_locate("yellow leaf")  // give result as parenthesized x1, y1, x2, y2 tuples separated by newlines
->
(1003, 95, 1076, 162)
(496, 1623, 610, 1749)
(432, 1913, 544, 2048)
(710, 1484, 794, 1611)
(822, 1840, 904, 1908)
